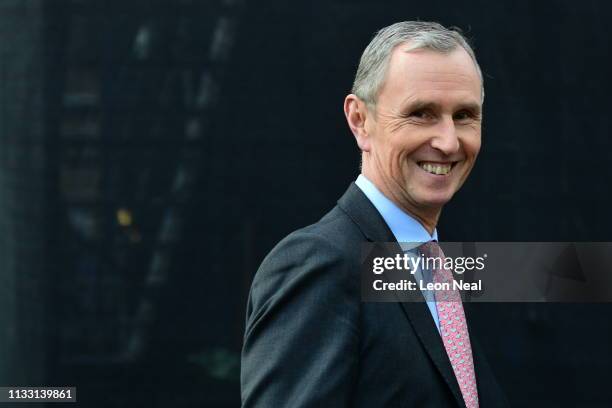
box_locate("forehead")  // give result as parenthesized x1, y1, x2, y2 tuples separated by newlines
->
(379, 45, 482, 107)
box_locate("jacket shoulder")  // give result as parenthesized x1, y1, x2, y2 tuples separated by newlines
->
(248, 205, 364, 309)
(241, 206, 364, 406)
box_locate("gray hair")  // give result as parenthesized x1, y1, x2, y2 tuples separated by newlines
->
(351, 21, 484, 107)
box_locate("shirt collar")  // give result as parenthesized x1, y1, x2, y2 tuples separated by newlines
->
(355, 174, 438, 250)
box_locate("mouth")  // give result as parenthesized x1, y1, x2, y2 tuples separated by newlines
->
(417, 161, 457, 176)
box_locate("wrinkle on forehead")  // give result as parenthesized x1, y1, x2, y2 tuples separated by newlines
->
(378, 47, 482, 111)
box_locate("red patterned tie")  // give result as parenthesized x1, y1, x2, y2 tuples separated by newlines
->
(421, 241, 479, 408)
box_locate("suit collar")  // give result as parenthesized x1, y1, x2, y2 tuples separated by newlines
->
(337, 182, 467, 408)
(337, 182, 396, 243)
(354, 174, 438, 243)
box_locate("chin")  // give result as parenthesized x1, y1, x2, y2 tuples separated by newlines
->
(417, 190, 455, 208)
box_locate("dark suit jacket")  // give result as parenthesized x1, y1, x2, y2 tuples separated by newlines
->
(241, 183, 509, 407)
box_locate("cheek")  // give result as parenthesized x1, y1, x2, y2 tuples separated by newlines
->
(466, 141, 481, 160)
(460, 131, 481, 159)
(374, 126, 426, 171)
(389, 131, 424, 158)
(389, 144, 416, 168)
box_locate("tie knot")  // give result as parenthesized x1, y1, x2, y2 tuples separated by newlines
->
(420, 240, 443, 259)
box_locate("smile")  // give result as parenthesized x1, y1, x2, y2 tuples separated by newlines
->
(418, 161, 455, 176)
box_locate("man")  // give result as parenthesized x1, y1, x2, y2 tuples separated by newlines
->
(241, 21, 508, 407)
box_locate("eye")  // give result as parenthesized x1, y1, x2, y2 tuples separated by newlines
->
(408, 109, 432, 120)
(453, 110, 479, 123)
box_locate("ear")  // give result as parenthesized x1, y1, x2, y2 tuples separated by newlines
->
(344, 94, 373, 152)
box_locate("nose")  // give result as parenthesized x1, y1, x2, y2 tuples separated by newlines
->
(430, 117, 460, 155)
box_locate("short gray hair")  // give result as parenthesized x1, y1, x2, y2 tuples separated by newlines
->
(351, 21, 484, 107)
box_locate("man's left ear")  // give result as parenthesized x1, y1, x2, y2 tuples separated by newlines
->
(343, 94, 372, 152)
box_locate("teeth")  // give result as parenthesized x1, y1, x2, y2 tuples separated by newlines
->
(420, 162, 452, 175)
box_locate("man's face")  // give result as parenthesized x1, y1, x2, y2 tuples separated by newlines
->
(364, 46, 482, 214)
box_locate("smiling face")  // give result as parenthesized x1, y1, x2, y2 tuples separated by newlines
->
(347, 45, 483, 230)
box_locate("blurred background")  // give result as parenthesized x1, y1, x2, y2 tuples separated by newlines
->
(1, 0, 611, 406)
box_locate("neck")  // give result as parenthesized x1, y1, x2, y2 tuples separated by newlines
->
(361, 170, 441, 236)
(409, 209, 439, 236)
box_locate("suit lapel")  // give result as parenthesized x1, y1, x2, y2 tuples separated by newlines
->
(399, 301, 467, 408)
(338, 183, 466, 408)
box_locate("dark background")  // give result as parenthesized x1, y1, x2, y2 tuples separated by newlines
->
(1, 0, 611, 407)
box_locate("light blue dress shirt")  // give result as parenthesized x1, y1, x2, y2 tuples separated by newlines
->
(355, 174, 441, 332)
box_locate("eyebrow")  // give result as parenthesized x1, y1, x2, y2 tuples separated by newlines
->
(402, 99, 482, 116)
